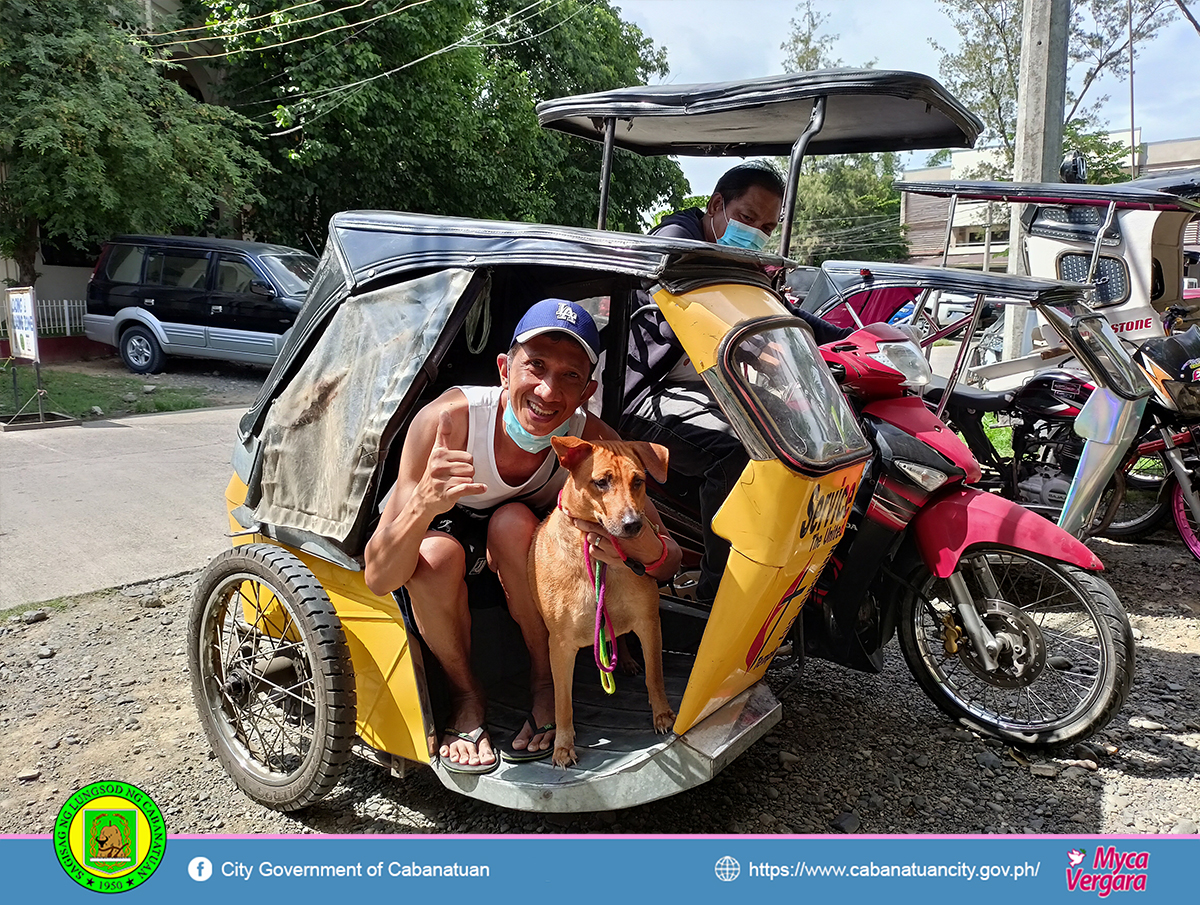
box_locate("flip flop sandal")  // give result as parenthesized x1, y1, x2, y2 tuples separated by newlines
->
(499, 713, 556, 763)
(438, 726, 499, 775)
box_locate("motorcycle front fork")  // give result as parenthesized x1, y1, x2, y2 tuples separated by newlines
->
(1157, 420, 1200, 522)
(945, 559, 1003, 671)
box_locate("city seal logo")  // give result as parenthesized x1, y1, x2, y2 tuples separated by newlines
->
(54, 781, 165, 893)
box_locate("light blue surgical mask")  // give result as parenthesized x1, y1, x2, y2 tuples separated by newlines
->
(716, 200, 770, 252)
(502, 399, 571, 453)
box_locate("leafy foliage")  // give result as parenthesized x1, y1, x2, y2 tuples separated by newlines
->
(0, 0, 267, 285)
(929, 0, 1177, 178)
(771, 2, 906, 264)
(776, 154, 909, 265)
(193, 0, 688, 248)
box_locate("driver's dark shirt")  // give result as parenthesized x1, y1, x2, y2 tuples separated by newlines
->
(622, 208, 850, 417)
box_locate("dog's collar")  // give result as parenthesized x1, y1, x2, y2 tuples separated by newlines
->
(557, 491, 668, 576)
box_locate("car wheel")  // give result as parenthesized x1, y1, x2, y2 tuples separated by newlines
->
(119, 325, 165, 374)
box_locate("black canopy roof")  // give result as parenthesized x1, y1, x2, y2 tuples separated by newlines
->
(239, 211, 791, 441)
(801, 260, 1091, 316)
(537, 69, 983, 157)
(897, 167, 1200, 212)
(326, 210, 791, 287)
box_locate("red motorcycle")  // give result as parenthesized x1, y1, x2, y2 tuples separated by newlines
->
(792, 320, 1135, 748)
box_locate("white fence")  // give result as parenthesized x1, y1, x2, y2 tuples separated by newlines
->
(0, 298, 87, 337)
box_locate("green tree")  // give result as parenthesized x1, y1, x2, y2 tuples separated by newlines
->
(190, 0, 687, 248)
(930, 0, 1177, 179)
(774, 2, 907, 263)
(777, 154, 909, 265)
(0, 0, 266, 286)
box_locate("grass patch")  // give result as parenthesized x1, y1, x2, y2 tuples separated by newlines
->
(0, 363, 210, 420)
(0, 596, 76, 623)
(982, 413, 1014, 458)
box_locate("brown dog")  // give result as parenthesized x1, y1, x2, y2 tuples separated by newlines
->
(529, 436, 676, 767)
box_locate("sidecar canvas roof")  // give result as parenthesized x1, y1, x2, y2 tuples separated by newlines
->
(242, 210, 789, 428)
(537, 69, 983, 157)
(897, 167, 1200, 212)
(801, 260, 1091, 320)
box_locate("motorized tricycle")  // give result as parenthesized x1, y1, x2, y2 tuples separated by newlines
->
(192, 69, 1125, 815)
(897, 172, 1200, 552)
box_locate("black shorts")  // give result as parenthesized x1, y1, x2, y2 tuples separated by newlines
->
(427, 504, 505, 609)
(428, 505, 492, 580)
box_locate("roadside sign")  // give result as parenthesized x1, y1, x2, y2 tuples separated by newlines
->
(5, 286, 40, 362)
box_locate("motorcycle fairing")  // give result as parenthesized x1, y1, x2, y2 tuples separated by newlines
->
(911, 487, 1104, 578)
(862, 397, 983, 483)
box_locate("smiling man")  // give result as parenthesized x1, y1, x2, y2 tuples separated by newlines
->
(365, 299, 680, 773)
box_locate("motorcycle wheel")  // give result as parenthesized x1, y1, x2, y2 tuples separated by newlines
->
(897, 548, 1134, 750)
(188, 544, 356, 811)
(1099, 450, 1173, 540)
(1171, 476, 1200, 562)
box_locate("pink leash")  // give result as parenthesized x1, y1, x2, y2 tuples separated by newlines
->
(583, 538, 618, 677)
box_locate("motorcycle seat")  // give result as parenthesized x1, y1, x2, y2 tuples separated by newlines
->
(922, 375, 1016, 413)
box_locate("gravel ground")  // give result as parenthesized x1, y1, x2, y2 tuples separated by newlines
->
(2, 528, 1196, 837)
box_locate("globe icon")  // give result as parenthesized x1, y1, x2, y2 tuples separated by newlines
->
(714, 855, 741, 882)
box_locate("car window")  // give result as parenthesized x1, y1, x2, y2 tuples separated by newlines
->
(260, 254, 318, 295)
(146, 251, 209, 289)
(216, 255, 260, 293)
(105, 245, 146, 283)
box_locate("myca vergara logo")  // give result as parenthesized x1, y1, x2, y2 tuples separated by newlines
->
(54, 781, 166, 893)
(1065, 846, 1149, 897)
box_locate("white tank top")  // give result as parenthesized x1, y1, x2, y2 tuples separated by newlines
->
(455, 385, 587, 512)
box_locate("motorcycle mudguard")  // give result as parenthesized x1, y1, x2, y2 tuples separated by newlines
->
(911, 487, 1104, 578)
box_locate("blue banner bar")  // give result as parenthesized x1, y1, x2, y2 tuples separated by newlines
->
(3, 833, 1196, 903)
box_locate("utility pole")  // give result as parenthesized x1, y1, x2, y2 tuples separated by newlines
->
(1004, 0, 1070, 360)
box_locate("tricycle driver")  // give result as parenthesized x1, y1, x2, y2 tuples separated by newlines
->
(365, 299, 681, 773)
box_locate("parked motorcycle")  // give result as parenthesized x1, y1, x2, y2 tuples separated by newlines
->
(895, 172, 1200, 548)
(792, 320, 1134, 748)
(799, 261, 1152, 539)
(1118, 306, 1200, 559)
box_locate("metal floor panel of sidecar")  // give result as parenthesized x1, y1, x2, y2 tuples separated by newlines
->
(431, 652, 781, 812)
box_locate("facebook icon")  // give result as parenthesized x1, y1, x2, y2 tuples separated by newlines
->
(188, 857, 213, 882)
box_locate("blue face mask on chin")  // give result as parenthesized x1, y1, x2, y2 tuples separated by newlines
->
(502, 399, 571, 453)
(716, 202, 771, 252)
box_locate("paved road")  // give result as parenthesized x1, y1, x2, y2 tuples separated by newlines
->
(0, 407, 245, 608)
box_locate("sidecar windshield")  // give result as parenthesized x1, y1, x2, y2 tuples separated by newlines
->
(1037, 301, 1152, 400)
(717, 318, 871, 475)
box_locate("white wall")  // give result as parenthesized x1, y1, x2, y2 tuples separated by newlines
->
(1, 254, 90, 300)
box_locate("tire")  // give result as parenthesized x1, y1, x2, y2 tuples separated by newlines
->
(1171, 476, 1200, 563)
(1099, 448, 1173, 540)
(188, 544, 356, 811)
(119, 324, 165, 374)
(896, 548, 1134, 750)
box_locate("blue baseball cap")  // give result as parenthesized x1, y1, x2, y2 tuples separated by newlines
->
(511, 298, 601, 365)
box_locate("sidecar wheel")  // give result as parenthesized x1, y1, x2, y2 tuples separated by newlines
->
(188, 544, 356, 811)
(896, 548, 1133, 750)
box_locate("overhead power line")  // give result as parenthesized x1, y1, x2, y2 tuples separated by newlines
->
(146, 0, 332, 38)
(179, 0, 437, 62)
(263, 0, 590, 135)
